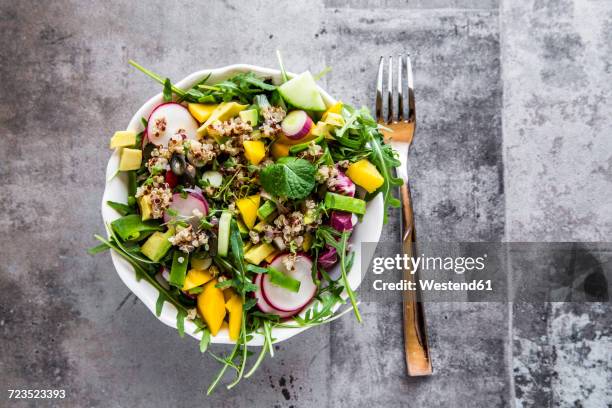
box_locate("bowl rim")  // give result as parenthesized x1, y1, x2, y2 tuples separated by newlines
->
(101, 64, 383, 345)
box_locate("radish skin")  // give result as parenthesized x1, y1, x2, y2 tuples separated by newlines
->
(253, 274, 295, 318)
(261, 254, 316, 312)
(163, 192, 209, 225)
(281, 110, 314, 141)
(147, 102, 199, 146)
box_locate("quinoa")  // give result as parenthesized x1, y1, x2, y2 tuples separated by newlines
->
(168, 134, 187, 155)
(298, 142, 323, 161)
(168, 225, 210, 253)
(135, 175, 172, 219)
(207, 117, 252, 141)
(260, 106, 286, 138)
(186, 139, 216, 166)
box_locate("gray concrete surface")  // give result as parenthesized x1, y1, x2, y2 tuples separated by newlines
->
(0, 0, 610, 407)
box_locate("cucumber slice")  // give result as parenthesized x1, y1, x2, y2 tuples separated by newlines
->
(278, 72, 326, 112)
(217, 211, 232, 257)
(324, 192, 366, 215)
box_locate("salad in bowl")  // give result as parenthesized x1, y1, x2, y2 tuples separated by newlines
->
(92, 55, 400, 392)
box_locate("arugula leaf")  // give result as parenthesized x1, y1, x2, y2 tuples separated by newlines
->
(260, 157, 315, 199)
(199, 329, 211, 353)
(155, 293, 165, 316)
(87, 242, 109, 255)
(366, 128, 402, 223)
(163, 78, 172, 102)
(176, 309, 187, 338)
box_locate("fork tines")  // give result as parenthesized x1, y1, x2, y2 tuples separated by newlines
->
(376, 55, 414, 124)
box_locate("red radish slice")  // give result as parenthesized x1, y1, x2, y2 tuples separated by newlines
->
(147, 102, 199, 146)
(163, 192, 209, 225)
(184, 187, 206, 202)
(262, 254, 317, 312)
(253, 274, 295, 318)
(281, 110, 314, 141)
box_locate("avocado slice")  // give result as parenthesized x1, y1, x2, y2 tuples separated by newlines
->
(197, 102, 247, 141)
(239, 109, 259, 126)
(137, 195, 153, 221)
(244, 243, 276, 265)
(141, 227, 174, 262)
(110, 131, 137, 148)
(118, 148, 142, 171)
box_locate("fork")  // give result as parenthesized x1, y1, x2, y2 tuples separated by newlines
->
(375, 55, 433, 376)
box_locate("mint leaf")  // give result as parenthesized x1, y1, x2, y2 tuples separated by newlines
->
(260, 157, 315, 199)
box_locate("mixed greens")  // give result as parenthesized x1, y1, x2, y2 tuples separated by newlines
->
(91, 55, 400, 393)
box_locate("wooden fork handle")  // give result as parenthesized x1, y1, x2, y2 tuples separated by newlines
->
(401, 183, 433, 376)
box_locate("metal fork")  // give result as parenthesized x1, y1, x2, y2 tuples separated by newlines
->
(375, 55, 433, 376)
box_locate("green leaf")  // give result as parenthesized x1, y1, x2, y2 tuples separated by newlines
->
(199, 329, 211, 353)
(88, 242, 109, 255)
(176, 309, 187, 337)
(107, 200, 134, 216)
(243, 297, 257, 311)
(260, 157, 316, 199)
(163, 78, 173, 102)
(111, 214, 163, 241)
(155, 292, 165, 317)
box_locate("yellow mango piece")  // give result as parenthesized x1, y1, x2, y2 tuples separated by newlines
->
(311, 121, 332, 139)
(182, 268, 214, 291)
(270, 142, 290, 159)
(322, 101, 343, 121)
(197, 102, 247, 139)
(243, 140, 266, 165)
(110, 130, 137, 148)
(346, 159, 385, 193)
(137, 195, 153, 221)
(225, 294, 243, 341)
(323, 112, 345, 127)
(223, 287, 237, 303)
(302, 233, 313, 251)
(236, 195, 260, 229)
(118, 148, 142, 171)
(264, 250, 280, 264)
(197, 280, 226, 336)
(244, 242, 276, 265)
(188, 103, 218, 123)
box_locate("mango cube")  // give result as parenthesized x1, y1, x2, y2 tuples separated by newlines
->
(225, 294, 243, 341)
(197, 280, 226, 336)
(110, 130, 137, 148)
(236, 195, 260, 229)
(188, 103, 218, 123)
(323, 112, 345, 128)
(270, 142, 290, 159)
(322, 101, 343, 121)
(346, 159, 384, 193)
(311, 121, 332, 139)
(182, 268, 214, 291)
(243, 140, 266, 165)
(118, 148, 142, 171)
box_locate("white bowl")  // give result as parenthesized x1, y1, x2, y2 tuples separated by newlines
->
(101, 64, 383, 345)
